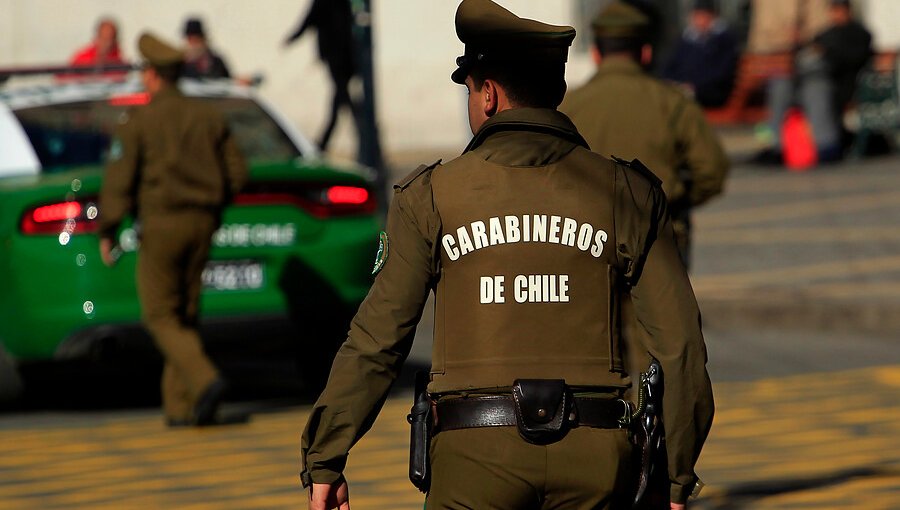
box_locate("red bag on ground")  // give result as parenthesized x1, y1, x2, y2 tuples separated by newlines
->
(781, 107, 817, 171)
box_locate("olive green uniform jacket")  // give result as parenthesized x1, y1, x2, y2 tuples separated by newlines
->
(561, 57, 729, 210)
(98, 86, 247, 238)
(300, 108, 714, 503)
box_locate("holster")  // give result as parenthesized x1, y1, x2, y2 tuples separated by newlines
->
(511, 379, 570, 445)
(407, 371, 432, 493)
(632, 359, 666, 508)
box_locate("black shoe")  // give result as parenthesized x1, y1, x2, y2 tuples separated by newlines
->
(192, 378, 228, 426)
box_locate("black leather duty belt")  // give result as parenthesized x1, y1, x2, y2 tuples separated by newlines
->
(434, 395, 628, 433)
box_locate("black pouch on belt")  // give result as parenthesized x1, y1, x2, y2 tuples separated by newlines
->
(512, 379, 569, 445)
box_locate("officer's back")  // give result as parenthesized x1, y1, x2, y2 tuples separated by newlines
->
(126, 89, 236, 213)
(300, 2, 714, 509)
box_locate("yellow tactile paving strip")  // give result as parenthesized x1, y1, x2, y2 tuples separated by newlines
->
(1, 366, 898, 509)
(696, 365, 900, 509)
(0, 402, 420, 510)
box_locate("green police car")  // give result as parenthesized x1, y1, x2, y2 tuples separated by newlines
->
(0, 74, 381, 401)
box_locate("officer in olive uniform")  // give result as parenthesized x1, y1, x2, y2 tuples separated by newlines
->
(561, 1, 730, 268)
(301, 1, 713, 509)
(98, 33, 248, 427)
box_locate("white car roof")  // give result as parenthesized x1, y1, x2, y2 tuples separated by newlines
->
(0, 103, 40, 176)
(0, 76, 250, 110)
(0, 76, 320, 178)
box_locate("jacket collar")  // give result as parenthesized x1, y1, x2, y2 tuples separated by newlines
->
(464, 107, 589, 154)
(593, 56, 644, 79)
(150, 85, 184, 102)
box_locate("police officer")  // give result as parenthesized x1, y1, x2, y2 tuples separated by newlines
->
(561, 1, 730, 268)
(98, 33, 248, 427)
(301, 1, 713, 509)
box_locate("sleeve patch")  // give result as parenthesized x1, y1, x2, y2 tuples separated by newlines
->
(107, 138, 123, 162)
(371, 231, 389, 275)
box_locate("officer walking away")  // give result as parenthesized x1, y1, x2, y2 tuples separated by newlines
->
(98, 33, 248, 427)
(300, 1, 714, 508)
(561, 1, 730, 268)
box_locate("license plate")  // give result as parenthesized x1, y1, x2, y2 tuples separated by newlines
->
(202, 260, 265, 291)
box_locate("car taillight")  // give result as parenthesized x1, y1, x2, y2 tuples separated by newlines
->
(108, 92, 150, 106)
(234, 183, 376, 218)
(326, 186, 369, 205)
(20, 200, 99, 235)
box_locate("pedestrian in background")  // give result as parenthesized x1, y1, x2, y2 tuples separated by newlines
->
(182, 18, 232, 79)
(70, 17, 125, 68)
(753, 0, 873, 165)
(562, 1, 729, 268)
(661, 0, 739, 108)
(814, 0, 873, 123)
(98, 32, 247, 427)
(284, 0, 360, 152)
(746, 0, 831, 56)
(300, 1, 713, 508)
(63, 17, 127, 80)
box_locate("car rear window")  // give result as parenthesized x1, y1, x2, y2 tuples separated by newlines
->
(13, 96, 301, 173)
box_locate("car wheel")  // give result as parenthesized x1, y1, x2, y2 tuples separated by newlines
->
(0, 345, 24, 404)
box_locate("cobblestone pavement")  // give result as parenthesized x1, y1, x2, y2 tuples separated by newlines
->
(1, 363, 898, 509)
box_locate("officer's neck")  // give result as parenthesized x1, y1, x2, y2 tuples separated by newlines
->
(593, 45, 653, 68)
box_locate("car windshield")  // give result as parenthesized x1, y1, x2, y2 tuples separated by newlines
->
(13, 96, 301, 173)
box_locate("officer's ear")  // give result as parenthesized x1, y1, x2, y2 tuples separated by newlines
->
(591, 45, 602, 66)
(640, 44, 653, 66)
(481, 79, 500, 117)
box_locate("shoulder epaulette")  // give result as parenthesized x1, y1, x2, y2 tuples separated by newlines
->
(394, 159, 441, 190)
(610, 155, 662, 188)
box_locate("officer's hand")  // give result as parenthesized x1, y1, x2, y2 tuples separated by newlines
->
(99, 238, 117, 267)
(670, 503, 686, 510)
(309, 480, 349, 510)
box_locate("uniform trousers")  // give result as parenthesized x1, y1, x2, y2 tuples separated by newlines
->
(137, 211, 220, 420)
(426, 426, 635, 510)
